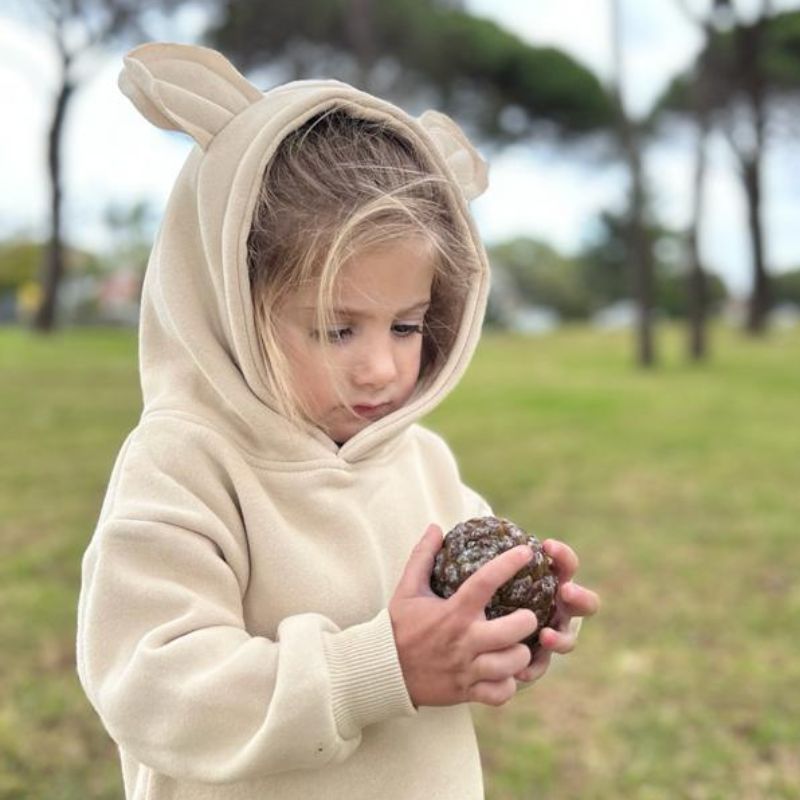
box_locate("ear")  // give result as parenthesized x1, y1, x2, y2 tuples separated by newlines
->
(119, 42, 263, 149)
(418, 110, 489, 201)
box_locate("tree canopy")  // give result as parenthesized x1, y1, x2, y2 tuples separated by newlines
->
(656, 9, 800, 119)
(209, 0, 615, 142)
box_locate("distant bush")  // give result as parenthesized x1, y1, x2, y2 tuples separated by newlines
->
(0, 241, 40, 294)
(772, 268, 800, 306)
(488, 229, 729, 321)
(0, 239, 103, 294)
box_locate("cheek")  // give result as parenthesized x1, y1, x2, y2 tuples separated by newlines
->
(282, 337, 320, 394)
(293, 351, 329, 394)
(403, 338, 425, 380)
(288, 343, 344, 410)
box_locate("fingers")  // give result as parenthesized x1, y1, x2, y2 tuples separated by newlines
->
(467, 677, 518, 707)
(394, 524, 443, 598)
(543, 538, 579, 582)
(558, 581, 601, 617)
(472, 608, 538, 653)
(455, 544, 534, 614)
(471, 643, 532, 683)
(537, 625, 578, 654)
(468, 641, 551, 703)
(515, 649, 552, 683)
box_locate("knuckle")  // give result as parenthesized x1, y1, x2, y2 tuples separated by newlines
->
(471, 570, 494, 594)
(473, 651, 499, 683)
(466, 683, 483, 704)
(453, 674, 471, 700)
(412, 540, 429, 556)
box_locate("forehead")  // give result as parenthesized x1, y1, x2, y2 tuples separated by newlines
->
(289, 238, 436, 316)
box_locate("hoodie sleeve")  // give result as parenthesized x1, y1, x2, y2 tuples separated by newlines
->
(76, 425, 415, 784)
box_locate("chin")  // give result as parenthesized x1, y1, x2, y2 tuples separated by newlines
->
(327, 417, 372, 444)
(334, 423, 366, 443)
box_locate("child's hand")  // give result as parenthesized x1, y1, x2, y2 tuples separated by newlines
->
(389, 524, 541, 708)
(514, 538, 600, 683)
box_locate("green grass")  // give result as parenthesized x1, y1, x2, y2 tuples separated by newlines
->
(1, 323, 799, 798)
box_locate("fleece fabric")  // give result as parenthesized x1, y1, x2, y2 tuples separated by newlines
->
(76, 42, 502, 800)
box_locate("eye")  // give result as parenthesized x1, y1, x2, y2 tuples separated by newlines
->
(311, 327, 353, 344)
(392, 323, 424, 338)
(327, 327, 354, 343)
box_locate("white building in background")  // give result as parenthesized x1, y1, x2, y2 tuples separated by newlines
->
(486, 262, 561, 335)
(590, 300, 638, 331)
(508, 306, 560, 334)
(769, 302, 800, 329)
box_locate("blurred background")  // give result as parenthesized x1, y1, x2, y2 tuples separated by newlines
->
(1, 1, 798, 798)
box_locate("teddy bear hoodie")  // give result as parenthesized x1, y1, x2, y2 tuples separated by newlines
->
(76, 42, 498, 800)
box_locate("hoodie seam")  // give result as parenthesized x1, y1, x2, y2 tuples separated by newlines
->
(140, 409, 348, 470)
(140, 410, 408, 472)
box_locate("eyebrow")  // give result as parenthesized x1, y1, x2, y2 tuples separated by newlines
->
(298, 299, 431, 318)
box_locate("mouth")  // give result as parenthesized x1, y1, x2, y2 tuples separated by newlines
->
(352, 402, 392, 419)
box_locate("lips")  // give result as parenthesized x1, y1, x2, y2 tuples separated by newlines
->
(352, 402, 392, 418)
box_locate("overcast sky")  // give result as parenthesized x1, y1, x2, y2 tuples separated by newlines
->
(1, 0, 799, 295)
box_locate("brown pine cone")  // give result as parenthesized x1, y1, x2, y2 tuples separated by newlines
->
(430, 516, 558, 654)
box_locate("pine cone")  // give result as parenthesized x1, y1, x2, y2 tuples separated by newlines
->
(430, 516, 558, 654)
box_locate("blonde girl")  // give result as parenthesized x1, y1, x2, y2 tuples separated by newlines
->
(77, 42, 599, 800)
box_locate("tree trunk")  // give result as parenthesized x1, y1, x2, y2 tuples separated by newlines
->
(346, 0, 375, 90)
(610, 0, 656, 367)
(33, 73, 74, 332)
(686, 120, 710, 360)
(627, 132, 656, 367)
(736, 15, 771, 335)
(742, 155, 770, 332)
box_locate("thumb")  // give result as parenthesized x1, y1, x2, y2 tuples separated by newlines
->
(393, 524, 443, 599)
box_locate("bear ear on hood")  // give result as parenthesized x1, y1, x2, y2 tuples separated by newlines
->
(119, 42, 263, 149)
(417, 109, 489, 201)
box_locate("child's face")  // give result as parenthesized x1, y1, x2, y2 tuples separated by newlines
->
(277, 238, 435, 444)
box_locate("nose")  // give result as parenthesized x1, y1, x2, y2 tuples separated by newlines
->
(351, 335, 398, 390)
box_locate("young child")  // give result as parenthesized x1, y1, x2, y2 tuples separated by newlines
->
(76, 42, 599, 800)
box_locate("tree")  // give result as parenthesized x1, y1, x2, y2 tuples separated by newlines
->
(102, 199, 158, 304)
(12, 0, 187, 333)
(489, 238, 593, 319)
(667, 0, 731, 361)
(0, 241, 40, 296)
(209, 1, 616, 142)
(579, 211, 728, 318)
(772, 268, 800, 307)
(0, 237, 102, 298)
(609, 0, 658, 367)
(658, 4, 800, 336)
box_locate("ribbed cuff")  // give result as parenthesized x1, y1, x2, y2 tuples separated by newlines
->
(322, 608, 417, 740)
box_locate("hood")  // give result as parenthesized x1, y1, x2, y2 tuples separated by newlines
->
(121, 42, 491, 466)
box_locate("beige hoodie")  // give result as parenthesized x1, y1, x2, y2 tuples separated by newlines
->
(76, 42, 498, 800)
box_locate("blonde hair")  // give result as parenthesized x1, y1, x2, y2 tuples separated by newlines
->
(247, 106, 479, 429)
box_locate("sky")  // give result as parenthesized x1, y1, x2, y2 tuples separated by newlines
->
(1, 0, 799, 296)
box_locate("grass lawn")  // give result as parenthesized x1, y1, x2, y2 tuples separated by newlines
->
(1, 322, 798, 799)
